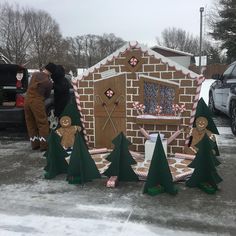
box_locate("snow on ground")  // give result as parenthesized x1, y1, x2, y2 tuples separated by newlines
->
(0, 213, 215, 236)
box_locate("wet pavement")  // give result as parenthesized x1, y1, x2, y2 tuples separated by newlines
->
(0, 114, 235, 236)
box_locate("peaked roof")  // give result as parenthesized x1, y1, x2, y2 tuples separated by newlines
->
(73, 41, 200, 81)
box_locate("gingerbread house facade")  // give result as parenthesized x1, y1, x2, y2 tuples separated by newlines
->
(72, 41, 204, 155)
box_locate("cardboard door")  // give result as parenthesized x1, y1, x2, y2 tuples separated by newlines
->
(94, 75, 126, 148)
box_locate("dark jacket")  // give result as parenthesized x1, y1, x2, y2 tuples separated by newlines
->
(51, 65, 70, 117)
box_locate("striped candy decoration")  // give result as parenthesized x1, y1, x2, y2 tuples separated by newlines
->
(185, 76, 205, 145)
(72, 79, 89, 145)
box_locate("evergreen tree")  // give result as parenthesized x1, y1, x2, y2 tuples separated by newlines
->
(143, 134, 177, 196)
(67, 132, 101, 184)
(186, 134, 223, 194)
(103, 132, 139, 182)
(44, 130, 69, 179)
(211, 0, 236, 62)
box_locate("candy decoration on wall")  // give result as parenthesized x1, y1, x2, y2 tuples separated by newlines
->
(172, 104, 179, 116)
(178, 104, 186, 116)
(132, 102, 145, 115)
(155, 105, 163, 116)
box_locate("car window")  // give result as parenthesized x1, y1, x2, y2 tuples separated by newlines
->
(231, 65, 236, 77)
(223, 64, 235, 76)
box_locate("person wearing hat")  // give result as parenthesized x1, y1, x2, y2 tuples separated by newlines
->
(24, 67, 53, 151)
(50, 64, 71, 118)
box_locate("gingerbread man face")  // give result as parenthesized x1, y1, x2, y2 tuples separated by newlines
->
(16, 72, 23, 81)
(196, 116, 208, 131)
(59, 116, 72, 128)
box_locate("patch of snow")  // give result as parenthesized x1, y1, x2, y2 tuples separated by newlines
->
(0, 213, 214, 236)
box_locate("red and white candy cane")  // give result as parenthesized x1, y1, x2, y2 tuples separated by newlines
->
(155, 105, 162, 115)
(185, 76, 205, 145)
(72, 79, 89, 145)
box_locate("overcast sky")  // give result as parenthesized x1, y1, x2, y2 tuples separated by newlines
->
(2, 0, 214, 46)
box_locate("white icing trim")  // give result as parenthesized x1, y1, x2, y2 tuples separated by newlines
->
(74, 41, 200, 81)
(139, 74, 180, 86)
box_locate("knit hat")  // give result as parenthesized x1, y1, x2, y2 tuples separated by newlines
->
(44, 62, 57, 74)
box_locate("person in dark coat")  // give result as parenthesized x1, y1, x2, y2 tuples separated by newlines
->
(45, 63, 71, 118)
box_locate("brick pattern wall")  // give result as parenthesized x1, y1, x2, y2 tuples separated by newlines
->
(78, 48, 198, 155)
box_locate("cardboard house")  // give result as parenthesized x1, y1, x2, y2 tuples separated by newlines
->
(72, 41, 204, 155)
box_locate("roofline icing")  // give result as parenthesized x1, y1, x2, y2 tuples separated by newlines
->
(73, 41, 200, 82)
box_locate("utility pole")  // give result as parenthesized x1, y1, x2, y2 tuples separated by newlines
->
(199, 7, 204, 75)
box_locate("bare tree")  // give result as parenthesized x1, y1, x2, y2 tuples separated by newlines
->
(66, 33, 125, 70)
(0, 3, 31, 64)
(25, 9, 63, 68)
(156, 27, 199, 54)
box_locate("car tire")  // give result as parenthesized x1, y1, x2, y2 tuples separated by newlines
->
(208, 92, 220, 115)
(230, 101, 236, 136)
(46, 106, 58, 130)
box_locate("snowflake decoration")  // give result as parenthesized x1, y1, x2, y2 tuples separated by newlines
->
(128, 56, 139, 67)
(104, 88, 115, 99)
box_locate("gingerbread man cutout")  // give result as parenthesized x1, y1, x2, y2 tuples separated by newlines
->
(56, 116, 81, 149)
(184, 116, 216, 155)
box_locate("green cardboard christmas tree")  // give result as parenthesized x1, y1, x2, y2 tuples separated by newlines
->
(103, 132, 139, 182)
(44, 130, 69, 179)
(59, 97, 87, 147)
(186, 134, 223, 194)
(67, 131, 101, 184)
(194, 97, 220, 159)
(143, 134, 178, 196)
(193, 98, 219, 135)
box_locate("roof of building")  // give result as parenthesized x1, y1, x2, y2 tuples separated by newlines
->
(151, 45, 194, 57)
(74, 41, 199, 81)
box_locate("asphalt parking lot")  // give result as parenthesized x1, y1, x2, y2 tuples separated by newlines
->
(0, 114, 235, 236)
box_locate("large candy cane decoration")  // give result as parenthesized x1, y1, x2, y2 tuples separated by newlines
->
(72, 79, 89, 145)
(184, 76, 205, 145)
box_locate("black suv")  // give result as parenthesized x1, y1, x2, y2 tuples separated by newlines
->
(0, 64, 60, 129)
(208, 61, 236, 135)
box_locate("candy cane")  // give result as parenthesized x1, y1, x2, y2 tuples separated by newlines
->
(72, 80, 89, 145)
(185, 76, 205, 145)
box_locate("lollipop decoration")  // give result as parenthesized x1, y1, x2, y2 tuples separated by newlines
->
(132, 102, 145, 115)
(178, 104, 186, 116)
(155, 105, 163, 116)
(172, 104, 179, 116)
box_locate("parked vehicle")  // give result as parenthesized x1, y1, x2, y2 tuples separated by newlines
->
(0, 64, 73, 130)
(208, 61, 236, 135)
